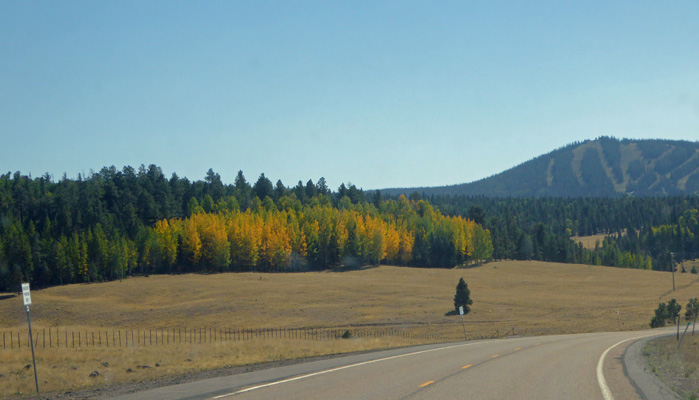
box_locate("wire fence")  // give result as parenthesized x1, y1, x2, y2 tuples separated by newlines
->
(1, 326, 452, 351)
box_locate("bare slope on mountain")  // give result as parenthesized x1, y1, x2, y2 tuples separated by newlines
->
(382, 137, 699, 197)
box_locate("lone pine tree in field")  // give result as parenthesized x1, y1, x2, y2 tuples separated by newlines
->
(453, 278, 473, 314)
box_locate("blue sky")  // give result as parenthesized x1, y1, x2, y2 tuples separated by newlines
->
(1, 1, 698, 190)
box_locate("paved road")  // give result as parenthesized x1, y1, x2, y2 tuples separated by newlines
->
(110, 328, 677, 400)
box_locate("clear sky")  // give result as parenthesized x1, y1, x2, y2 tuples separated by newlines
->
(1, 1, 698, 190)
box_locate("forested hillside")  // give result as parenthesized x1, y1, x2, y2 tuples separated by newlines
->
(382, 137, 699, 197)
(0, 167, 492, 291)
(417, 195, 699, 271)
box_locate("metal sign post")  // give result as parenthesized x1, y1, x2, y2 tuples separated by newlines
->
(459, 306, 467, 341)
(678, 322, 691, 350)
(21, 283, 39, 394)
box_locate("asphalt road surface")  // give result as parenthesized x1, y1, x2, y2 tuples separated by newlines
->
(110, 328, 679, 400)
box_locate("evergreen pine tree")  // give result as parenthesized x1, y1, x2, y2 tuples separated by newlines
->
(453, 277, 473, 314)
(650, 302, 668, 328)
(667, 299, 682, 324)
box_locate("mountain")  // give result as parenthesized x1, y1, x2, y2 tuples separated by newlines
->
(382, 137, 699, 197)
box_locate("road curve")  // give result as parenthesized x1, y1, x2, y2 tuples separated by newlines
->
(109, 328, 676, 400)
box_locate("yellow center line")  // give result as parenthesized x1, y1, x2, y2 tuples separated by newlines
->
(490, 354, 499, 358)
(419, 381, 435, 388)
(514, 347, 521, 351)
(462, 364, 472, 369)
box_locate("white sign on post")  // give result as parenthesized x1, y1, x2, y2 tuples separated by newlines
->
(21, 283, 31, 306)
(459, 306, 464, 316)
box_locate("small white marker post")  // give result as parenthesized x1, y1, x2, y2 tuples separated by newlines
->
(459, 306, 467, 341)
(21, 283, 39, 394)
(616, 309, 621, 331)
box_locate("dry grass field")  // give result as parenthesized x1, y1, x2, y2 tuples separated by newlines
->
(1, 260, 698, 398)
(572, 233, 609, 250)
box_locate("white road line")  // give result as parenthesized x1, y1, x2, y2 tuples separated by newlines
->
(211, 341, 483, 399)
(596, 335, 648, 400)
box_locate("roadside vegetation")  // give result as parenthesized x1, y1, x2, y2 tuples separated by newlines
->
(646, 297, 698, 399)
(644, 334, 699, 399)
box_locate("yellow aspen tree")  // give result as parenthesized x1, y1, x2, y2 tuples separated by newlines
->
(337, 222, 349, 258)
(304, 219, 320, 265)
(286, 210, 308, 258)
(154, 219, 178, 268)
(464, 219, 476, 259)
(384, 225, 400, 263)
(73, 232, 88, 282)
(198, 214, 230, 271)
(355, 214, 371, 261)
(365, 217, 386, 265)
(265, 213, 292, 270)
(471, 225, 493, 263)
(259, 218, 273, 269)
(398, 227, 414, 265)
(181, 218, 202, 266)
(225, 212, 243, 269)
(449, 217, 467, 263)
(238, 211, 262, 269)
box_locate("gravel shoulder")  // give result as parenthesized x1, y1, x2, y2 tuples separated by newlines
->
(624, 333, 682, 400)
(628, 330, 698, 400)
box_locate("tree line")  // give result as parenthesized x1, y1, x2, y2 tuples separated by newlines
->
(2, 165, 699, 292)
(0, 166, 492, 291)
(408, 194, 699, 270)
